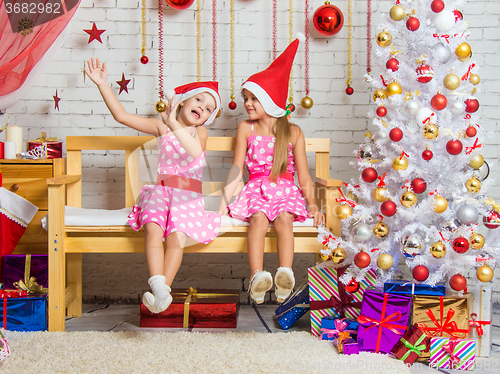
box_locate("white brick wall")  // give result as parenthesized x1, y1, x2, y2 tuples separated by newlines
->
(2, 0, 499, 303)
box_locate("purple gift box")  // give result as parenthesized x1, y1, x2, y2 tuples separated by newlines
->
(2, 255, 48, 292)
(356, 290, 411, 354)
(343, 341, 359, 355)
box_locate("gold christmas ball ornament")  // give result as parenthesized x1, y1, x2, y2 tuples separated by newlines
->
(443, 73, 461, 90)
(469, 233, 485, 250)
(376, 31, 393, 47)
(337, 205, 353, 220)
(331, 247, 347, 264)
(392, 156, 409, 171)
(458, 53, 472, 62)
(433, 196, 448, 213)
(455, 42, 472, 58)
(469, 74, 480, 85)
(155, 100, 167, 112)
(346, 191, 359, 203)
(373, 88, 387, 101)
(300, 96, 314, 109)
(377, 253, 394, 270)
(389, 5, 406, 21)
(465, 176, 482, 193)
(320, 252, 330, 262)
(476, 265, 494, 283)
(373, 221, 389, 239)
(373, 186, 388, 202)
(430, 241, 447, 258)
(469, 154, 484, 170)
(400, 191, 418, 207)
(386, 82, 403, 96)
(423, 123, 439, 139)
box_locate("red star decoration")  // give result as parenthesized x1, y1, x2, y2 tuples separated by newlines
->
(84, 23, 106, 44)
(53, 90, 61, 111)
(116, 73, 131, 94)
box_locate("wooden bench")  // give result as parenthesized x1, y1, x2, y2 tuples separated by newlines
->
(46, 136, 343, 331)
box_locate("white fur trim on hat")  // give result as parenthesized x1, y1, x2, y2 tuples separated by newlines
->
(241, 81, 286, 118)
(174, 87, 221, 126)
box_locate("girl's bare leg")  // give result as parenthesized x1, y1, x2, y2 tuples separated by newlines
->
(273, 211, 295, 267)
(247, 211, 270, 274)
(163, 231, 187, 286)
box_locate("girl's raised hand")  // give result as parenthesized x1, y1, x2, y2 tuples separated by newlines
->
(84, 58, 108, 87)
(309, 205, 325, 227)
(160, 97, 181, 131)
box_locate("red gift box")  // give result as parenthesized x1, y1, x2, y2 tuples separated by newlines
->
(140, 288, 239, 328)
(391, 324, 430, 365)
(26, 132, 62, 159)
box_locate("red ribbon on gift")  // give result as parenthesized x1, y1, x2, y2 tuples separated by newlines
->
(0, 289, 28, 329)
(418, 296, 469, 339)
(469, 313, 491, 336)
(357, 292, 406, 353)
(442, 340, 461, 368)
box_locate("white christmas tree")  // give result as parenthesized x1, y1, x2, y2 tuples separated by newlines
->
(318, 0, 499, 290)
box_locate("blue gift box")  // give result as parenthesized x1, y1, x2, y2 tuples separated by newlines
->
(320, 316, 359, 341)
(383, 279, 446, 296)
(275, 282, 309, 330)
(0, 294, 47, 331)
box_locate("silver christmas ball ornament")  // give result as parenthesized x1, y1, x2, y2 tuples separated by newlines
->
(357, 144, 374, 160)
(352, 223, 372, 243)
(404, 99, 421, 116)
(451, 101, 466, 116)
(431, 43, 452, 64)
(442, 219, 462, 233)
(457, 204, 479, 225)
(374, 131, 390, 146)
(402, 233, 425, 258)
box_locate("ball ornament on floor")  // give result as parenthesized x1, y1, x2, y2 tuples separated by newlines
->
(449, 274, 467, 291)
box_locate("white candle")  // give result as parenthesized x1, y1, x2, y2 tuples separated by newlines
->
(6, 125, 23, 154)
(4, 141, 16, 159)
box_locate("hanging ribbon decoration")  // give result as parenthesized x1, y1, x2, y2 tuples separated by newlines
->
(228, 0, 236, 110)
(140, 0, 148, 64)
(288, 0, 294, 106)
(304, 0, 310, 99)
(155, 0, 165, 112)
(345, 0, 353, 95)
(196, 0, 201, 81)
(465, 138, 484, 155)
(273, 0, 278, 60)
(366, 0, 372, 75)
(212, 0, 217, 81)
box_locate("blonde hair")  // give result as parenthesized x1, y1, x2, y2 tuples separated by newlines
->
(269, 115, 292, 182)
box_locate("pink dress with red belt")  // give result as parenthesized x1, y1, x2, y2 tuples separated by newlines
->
(228, 123, 309, 222)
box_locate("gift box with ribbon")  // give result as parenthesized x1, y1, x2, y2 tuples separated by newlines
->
(333, 333, 358, 355)
(275, 281, 309, 330)
(356, 290, 411, 354)
(140, 288, 239, 328)
(308, 266, 376, 337)
(383, 279, 446, 297)
(320, 316, 358, 341)
(466, 286, 492, 357)
(391, 324, 430, 365)
(26, 132, 62, 159)
(2, 254, 48, 293)
(430, 337, 476, 370)
(0, 290, 47, 331)
(413, 295, 470, 361)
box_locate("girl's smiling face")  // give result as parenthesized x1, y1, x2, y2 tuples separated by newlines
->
(242, 89, 266, 119)
(179, 92, 216, 126)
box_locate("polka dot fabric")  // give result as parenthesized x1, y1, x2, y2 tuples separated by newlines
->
(127, 132, 221, 243)
(228, 134, 309, 222)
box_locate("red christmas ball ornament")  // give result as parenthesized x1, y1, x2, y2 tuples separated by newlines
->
(376, 106, 387, 117)
(452, 237, 470, 254)
(166, 0, 195, 10)
(466, 125, 477, 137)
(406, 16, 420, 31)
(362, 167, 378, 183)
(483, 210, 500, 229)
(413, 265, 430, 282)
(431, 0, 445, 13)
(313, 3, 344, 36)
(345, 86, 354, 95)
(422, 149, 434, 161)
(416, 64, 434, 83)
(389, 127, 403, 142)
(386, 58, 399, 72)
(345, 279, 360, 293)
(411, 178, 427, 194)
(446, 139, 463, 155)
(228, 101, 237, 110)
(453, 9, 464, 22)
(431, 93, 448, 111)
(465, 98, 479, 113)
(288, 104, 296, 113)
(354, 251, 371, 268)
(449, 274, 467, 291)
(381, 200, 397, 217)
(140, 55, 149, 64)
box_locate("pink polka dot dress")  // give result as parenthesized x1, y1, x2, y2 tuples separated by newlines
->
(228, 124, 309, 222)
(127, 131, 221, 243)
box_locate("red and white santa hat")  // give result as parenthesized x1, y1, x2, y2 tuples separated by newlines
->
(241, 33, 304, 118)
(165, 81, 221, 126)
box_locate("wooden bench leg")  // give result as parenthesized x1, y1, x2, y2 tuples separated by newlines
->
(66, 253, 82, 317)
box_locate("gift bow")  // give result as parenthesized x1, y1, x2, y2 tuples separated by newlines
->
(483, 197, 500, 213)
(33, 135, 59, 143)
(418, 297, 468, 339)
(319, 318, 357, 340)
(400, 334, 428, 361)
(469, 313, 491, 336)
(357, 311, 405, 335)
(442, 340, 461, 368)
(13, 276, 46, 294)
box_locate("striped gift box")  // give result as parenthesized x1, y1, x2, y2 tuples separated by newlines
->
(430, 337, 476, 370)
(308, 266, 376, 337)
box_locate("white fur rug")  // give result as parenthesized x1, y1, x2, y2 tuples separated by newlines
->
(1, 330, 411, 374)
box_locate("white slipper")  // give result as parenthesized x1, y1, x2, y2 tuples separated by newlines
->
(274, 267, 295, 303)
(249, 270, 273, 304)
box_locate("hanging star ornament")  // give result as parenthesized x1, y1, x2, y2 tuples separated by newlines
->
(53, 90, 61, 111)
(84, 22, 106, 44)
(116, 73, 131, 94)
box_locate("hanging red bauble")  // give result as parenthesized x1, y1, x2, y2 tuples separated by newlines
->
(413, 265, 430, 282)
(422, 149, 434, 161)
(386, 58, 399, 72)
(345, 86, 354, 95)
(416, 64, 433, 83)
(376, 106, 387, 117)
(389, 127, 403, 142)
(411, 178, 427, 194)
(288, 104, 296, 113)
(446, 139, 463, 155)
(354, 251, 371, 268)
(228, 101, 237, 110)
(406, 16, 420, 31)
(453, 10, 464, 22)
(431, 93, 448, 111)
(465, 98, 479, 113)
(381, 200, 397, 217)
(166, 0, 194, 10)
(483, 210, 500, 229)
(431, 0, 445, 13)
(345, 279, 360, 293)
(140, 55, 149, 64)
(466, 125, 477, 137)
(362, 167, 378, 183)
(313, 3, 344, 36)
(449, 274, 467, 291)
(452, 237, 470, 254)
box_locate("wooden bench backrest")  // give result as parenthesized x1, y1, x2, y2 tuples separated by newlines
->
(66, 136, 330, 208)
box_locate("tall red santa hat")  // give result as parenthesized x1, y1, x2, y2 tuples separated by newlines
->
(241, 33, 305, 118)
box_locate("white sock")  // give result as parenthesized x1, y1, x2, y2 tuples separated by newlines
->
(144, 275, 172, 313)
